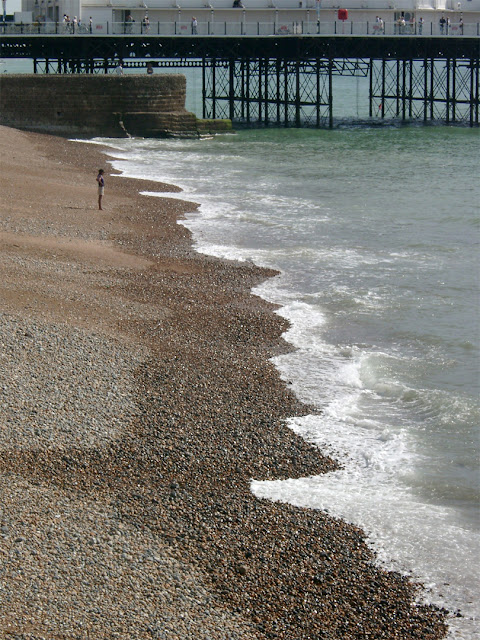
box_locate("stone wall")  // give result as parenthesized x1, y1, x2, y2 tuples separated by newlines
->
(0, 74, 200, 138)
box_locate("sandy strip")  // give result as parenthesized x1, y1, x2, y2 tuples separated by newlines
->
(0, 125, 448, 639)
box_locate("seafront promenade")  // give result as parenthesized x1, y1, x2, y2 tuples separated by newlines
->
(1, 17, 479, 36)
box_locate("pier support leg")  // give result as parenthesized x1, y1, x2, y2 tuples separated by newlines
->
(295, 59, 301, 127)
(369, 59, 373, 118)
(202, 58, 206, 120)
(241, 59, 246, 121)
(424, 57, 428, 122)
(476, 58, 479, 126)
(264, 57, 269, 126)
(212, 60, 217, 120)
(430, 58, 434, 120)
(381, 58, 386, 119)
(470, 57, 479, 127)
(396, 59, 401, 117)
(328, 57, 333, 128)
(409, 59, 413, 118)
(246, 58, 251, 124)
(258, 58, 263, 124)
(452, 58, 457, 122)
(229, 58, 235, 121)
(446, 57, 451, 124)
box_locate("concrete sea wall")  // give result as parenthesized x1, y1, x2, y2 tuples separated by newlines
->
(0, 74, 203, 138)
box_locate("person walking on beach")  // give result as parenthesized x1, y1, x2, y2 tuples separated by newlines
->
(97, 169, 105, 210)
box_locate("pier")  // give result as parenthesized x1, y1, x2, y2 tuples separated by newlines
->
(1, 32, 479, 126)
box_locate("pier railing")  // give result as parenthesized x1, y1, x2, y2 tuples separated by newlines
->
(1, 19, 479, 37)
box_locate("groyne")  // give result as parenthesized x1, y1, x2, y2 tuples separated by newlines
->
(0, 74, 220, 137)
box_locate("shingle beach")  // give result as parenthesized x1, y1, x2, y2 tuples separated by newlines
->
(0, 125, 448, 639)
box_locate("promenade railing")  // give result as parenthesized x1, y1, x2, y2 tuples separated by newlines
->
(1, 19, 479, 37)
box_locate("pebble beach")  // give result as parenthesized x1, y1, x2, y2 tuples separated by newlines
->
(0, 125, 449, 639)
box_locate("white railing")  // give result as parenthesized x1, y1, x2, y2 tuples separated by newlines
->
(1, 19, 478, 35)
(40, 0, 459, 7)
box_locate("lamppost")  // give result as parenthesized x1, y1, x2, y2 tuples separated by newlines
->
(316, 0, 320, 34)
(2, 0, 6, 22)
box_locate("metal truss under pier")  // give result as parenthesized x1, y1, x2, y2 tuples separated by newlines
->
(1, 35, 479, 127)
(203, 55, 479, 127)
(202, 57, 371, 128)
(370, 58, 479, 125)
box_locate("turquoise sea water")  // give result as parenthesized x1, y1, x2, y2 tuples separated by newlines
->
(90, 124, 479, 640)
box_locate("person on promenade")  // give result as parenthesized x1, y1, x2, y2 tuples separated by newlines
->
(418, 16, 424, 35)
(459, 16, 464, 34)
(89, 16, 93, 33)
(96, 169, 105, 210)
(124, 14, 133, 34)
(191, 16, 198, 34)
(409, 14, 415, 34)
(373, 16, 383, 34)
(439, 15, 446, 34)
(396, 15, 405, 34)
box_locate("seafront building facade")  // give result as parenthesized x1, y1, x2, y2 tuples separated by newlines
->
(16, 0, 480, 35)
